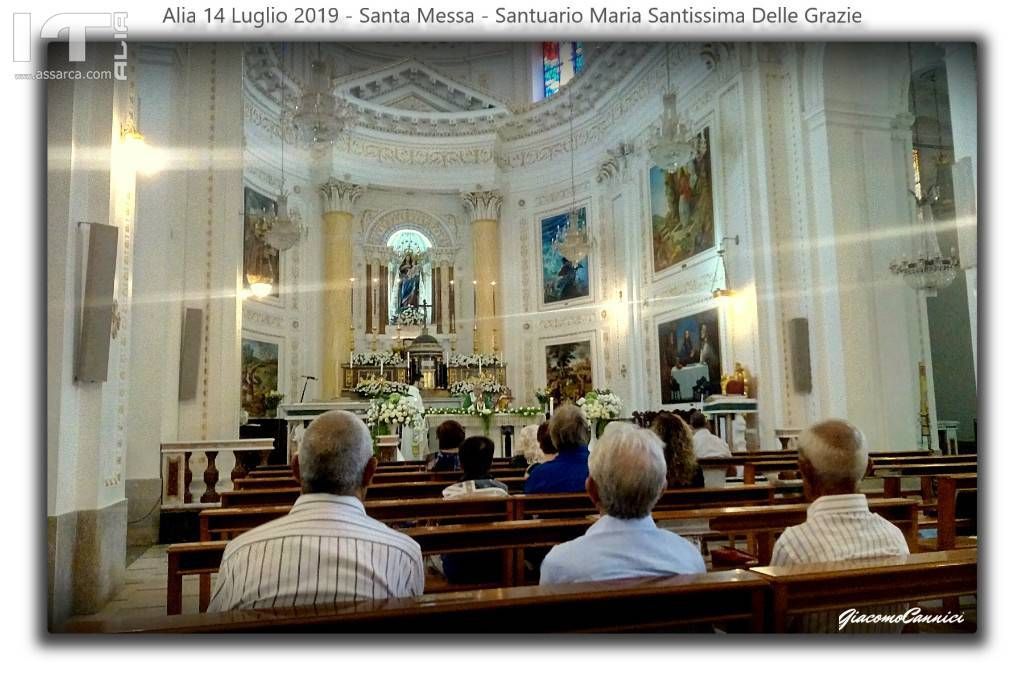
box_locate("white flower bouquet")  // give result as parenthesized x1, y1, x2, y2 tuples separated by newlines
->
(449, 375, 503, 396)
(354, 377, 408, 398)
(351, 351, 403, 367)
(396, 306, 425, 326)
(449, 353, 505, 368)
(576, 389, 623, 421)
(366, 393, 426, 431)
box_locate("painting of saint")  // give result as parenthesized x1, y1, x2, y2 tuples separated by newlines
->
(541, 208, 590, 305)
(649, 127, 715, 273)
(544, 341, 593, 406)
(397, 252, 422, 310)
(657, 308, 721, 404)
(243, 187, 281, 299)
(241, 338, 279, 417)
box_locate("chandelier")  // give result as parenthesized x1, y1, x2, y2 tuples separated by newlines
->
(292, 46, 346, 146)
(266, 64, 300, 252)
(890, 47, 961, 297)
(556, 76, 590, 268)
(555, 209, 590, 267)
(648, 45, 705, 172)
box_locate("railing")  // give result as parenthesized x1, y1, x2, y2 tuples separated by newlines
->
(160, 438, 276, 508)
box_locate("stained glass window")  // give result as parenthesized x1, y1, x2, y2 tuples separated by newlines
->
(542, 42, 585, 98)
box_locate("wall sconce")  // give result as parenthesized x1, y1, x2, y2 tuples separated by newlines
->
(711, 235, 740, 299)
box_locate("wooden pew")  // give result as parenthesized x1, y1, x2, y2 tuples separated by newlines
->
(877, 462, 978, 499)
(76, 570, 770, 633)
(751, 548, 977, 632)
(201, 484, 780, 541)
(170, 497, 917, 613)
(934, 474, 977, 551)
(220, 477, 528, 507)
(234, 467, 526, 490)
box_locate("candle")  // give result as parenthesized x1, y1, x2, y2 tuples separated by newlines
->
(477, 355, 482, 375)
(548, 398, 554, 416)
(490, 280, 496, 316)
(379, 361, 384, 376)
(406, 351, 410, 368)
(349, 277, 356, 323)
(472, 280, 478, 319)
(349, 352, 353, 369)
(445, 351, 450, 367)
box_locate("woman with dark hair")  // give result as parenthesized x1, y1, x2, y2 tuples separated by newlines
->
(424, 420, 465, 472)
(650, 412, 704, 488)
(525, 421, 559, 476)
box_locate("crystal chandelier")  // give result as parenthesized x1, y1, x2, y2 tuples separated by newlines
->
(648, 45, 705, 172)
(890, 48, 960, 297)
(267, 67, 300, 251)
(292, 46, 346, 146)
(555, 209, 590, 267)
(555, 78, 590, 268)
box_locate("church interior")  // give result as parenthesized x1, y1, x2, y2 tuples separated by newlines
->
(47, 41, 978, 632)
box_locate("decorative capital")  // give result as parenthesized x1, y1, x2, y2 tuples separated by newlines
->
(461, 190, 503, 222)
(320, 178, 365, 215)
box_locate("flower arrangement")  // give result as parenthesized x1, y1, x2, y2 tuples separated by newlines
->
(449, 375, 504, 396)
(505, 406, 545, 417)
(351, 351, 403, 367)
(396, 306, 425, 326)
(448, 353, 505, 368)
(263, 390, 284, 412)
(354, 377, 408, 398)
(576, 389, 623, 421)
(534, 387, 552, 405)
(366, 393, 426, 431)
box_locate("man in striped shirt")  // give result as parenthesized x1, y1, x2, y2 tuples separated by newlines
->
(208, 411, 424, 612)
(770, 419, 910, 632)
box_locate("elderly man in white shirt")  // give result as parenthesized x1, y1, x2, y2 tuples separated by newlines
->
(689, 411, 732, 459)
(208, 411, 424, 611)
(770, 419, 910, 632)
(539, 423, 706, 584)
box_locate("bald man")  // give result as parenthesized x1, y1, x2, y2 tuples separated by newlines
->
(771, 419, 909, 565)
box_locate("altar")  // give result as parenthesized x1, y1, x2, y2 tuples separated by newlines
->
(702, 395, 759, 452)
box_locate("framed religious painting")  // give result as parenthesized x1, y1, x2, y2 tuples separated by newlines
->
(540, 206, 592, 307)
(649, 127, 715, 275)
(241, 335, 280, 417)
(243, 186, 282, 302)
(543, 339, 594, 407)
(656, 307, 722, 405)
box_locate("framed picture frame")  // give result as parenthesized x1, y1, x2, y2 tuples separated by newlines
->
(540, 335, 596, 407)
(655, 306, 723, 405)
(648, 126, 717, 279)
(537, 202, 594, 309)
(241, 332, 282, 417)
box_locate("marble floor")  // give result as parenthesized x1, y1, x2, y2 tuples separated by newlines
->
(73, 544, 211, 621)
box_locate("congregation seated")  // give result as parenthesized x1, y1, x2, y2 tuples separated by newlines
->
(207, 411, 424, 611)
(440, 436, 508, 584)
(524, 422, 558, 477)
(524, 404, 591, 494)
(690, 412, 732, 459)
(650, 412, 705, 488)
(441, 436, 510, 499)
(771, 419, 910, 633)
(540, 423, 706, 584)
(424, 420, 465, 473)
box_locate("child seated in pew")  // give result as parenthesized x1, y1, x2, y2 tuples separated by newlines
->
(439, 436, 509, 584)
(424, 420, 466, 473)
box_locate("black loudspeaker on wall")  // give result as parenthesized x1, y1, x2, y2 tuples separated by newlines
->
(74, 222, 119, 383)
(178, 308, 203, 401)
(789, 317, 813, 394)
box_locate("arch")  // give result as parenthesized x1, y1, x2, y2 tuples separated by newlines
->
(362, 207, 457, 250)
